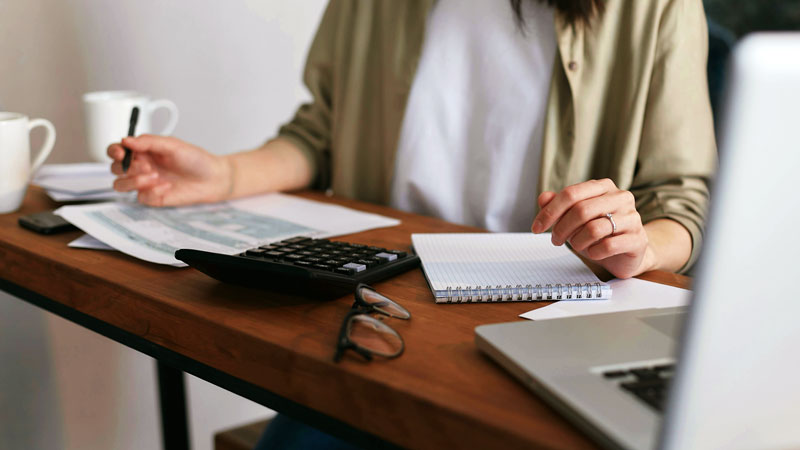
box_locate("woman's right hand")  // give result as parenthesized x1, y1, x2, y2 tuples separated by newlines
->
(108, 135, 232, 207)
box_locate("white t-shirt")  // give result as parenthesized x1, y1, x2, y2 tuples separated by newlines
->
(390, 0, 556, 232)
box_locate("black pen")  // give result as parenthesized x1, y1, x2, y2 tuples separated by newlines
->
(122, 106, 140, 173)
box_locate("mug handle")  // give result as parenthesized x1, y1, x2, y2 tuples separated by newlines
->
(28, 118, 56, 173)
(147, 99, 179, 136)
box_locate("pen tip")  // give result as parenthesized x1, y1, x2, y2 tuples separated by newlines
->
(130, 106, 139, 122)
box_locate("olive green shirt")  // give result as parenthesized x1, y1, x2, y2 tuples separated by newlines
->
(277, 0, 717, 272)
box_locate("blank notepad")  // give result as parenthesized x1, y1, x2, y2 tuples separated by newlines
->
(411, 233, 611, 303)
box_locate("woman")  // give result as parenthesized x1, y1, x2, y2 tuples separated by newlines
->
(109, 0, 715, 279)
(109, 0, 715, 281)
(109, 0, 715, 446)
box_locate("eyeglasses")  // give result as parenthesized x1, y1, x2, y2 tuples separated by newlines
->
(334, 283, 411, 363)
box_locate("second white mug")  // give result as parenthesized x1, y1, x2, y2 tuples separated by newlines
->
(83, 90, 179, 162)
(0, 112, 56, 213)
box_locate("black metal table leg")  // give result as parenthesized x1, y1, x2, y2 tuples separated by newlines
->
(156, 361, 191, 450)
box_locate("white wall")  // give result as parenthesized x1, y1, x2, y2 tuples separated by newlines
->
(0, 1, 327, 449)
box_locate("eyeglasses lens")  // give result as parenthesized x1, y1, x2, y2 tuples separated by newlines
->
(359, 288, 411, 319)
(347, 315, 404, 357)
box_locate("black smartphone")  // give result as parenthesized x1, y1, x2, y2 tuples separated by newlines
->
(18, 211, 78, 235)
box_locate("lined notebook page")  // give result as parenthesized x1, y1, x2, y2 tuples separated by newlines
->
(412, 233, 606, 299)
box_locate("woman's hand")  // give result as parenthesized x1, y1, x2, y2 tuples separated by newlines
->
(108, 135, 232, 207)
(531, 178, 654, 279)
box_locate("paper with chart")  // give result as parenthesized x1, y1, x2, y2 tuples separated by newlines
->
(55, 193, 401, 266)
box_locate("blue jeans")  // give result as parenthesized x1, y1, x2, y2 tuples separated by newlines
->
(254, 414, 362, 450)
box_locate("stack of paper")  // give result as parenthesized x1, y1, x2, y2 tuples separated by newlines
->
(32, 163, 123, 202)
(56, 193, 401, 266)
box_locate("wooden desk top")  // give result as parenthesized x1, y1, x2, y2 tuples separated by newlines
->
(0, 187, 690, 449)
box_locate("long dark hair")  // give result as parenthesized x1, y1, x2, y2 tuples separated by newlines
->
(510, 0, 605, 25)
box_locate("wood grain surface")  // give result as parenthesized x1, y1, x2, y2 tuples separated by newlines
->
(0, 187, 691, 449)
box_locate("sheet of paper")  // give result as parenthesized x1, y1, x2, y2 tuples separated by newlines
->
(33, 162, 110, 178)
(520, 277, 691, 321)
(47, 189, 127, 202)
(56, 193, 400, 266)
(32, 163, 116, 194)
(68, 233, 115, 251)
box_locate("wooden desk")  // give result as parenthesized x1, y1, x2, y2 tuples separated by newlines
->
(0, 188, 690, 449)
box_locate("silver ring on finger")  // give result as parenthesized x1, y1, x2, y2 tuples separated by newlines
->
(605, 213, 617, 236)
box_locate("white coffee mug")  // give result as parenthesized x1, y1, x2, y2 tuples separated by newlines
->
(83, 90, 179, 162)
(0, 112, 56, 213)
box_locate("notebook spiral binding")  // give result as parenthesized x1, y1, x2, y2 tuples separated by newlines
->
(439, 282, 605, 303)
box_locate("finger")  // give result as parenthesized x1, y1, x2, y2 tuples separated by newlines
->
(537, 191, 557, 209)
(113, 172, 159, 192)
(585, 232, 646, 261)
(107, 143, 126, 161)
(111, 157, 152, 176)
(122, 134, 182, 155)
(532, 178, 617, 233)
(569, 212, 639, 252)
(532, 192, 557, 232)
(551, 190, 634, 245)
(137, 182, 172, 207)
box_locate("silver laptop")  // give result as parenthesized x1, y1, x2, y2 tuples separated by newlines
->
(475, 34, 800, 450)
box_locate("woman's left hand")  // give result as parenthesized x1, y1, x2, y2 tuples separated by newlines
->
(531, 178, 653, 279)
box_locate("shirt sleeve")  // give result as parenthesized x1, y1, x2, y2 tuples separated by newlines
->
(633, 0, 718, 273)
(275, 1, 345, 190)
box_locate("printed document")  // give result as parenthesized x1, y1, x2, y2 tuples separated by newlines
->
(56, 193, 400, 266)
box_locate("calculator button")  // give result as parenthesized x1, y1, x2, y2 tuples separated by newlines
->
(343, 263, 367, 272)
(603, 370, 629, 379)
(356, 259, 378, 268)
(388, 250, 407, 258)
(375, 252, 398, 262)
(264, 251, 285, 259)
(367, 246, 386, 252)
(281, 237, 312, 244)
(245, 249, 266, 257)
(294, 260, 313, 267)
(285, 254, 304, 261)
(336, 267, 356, 275)
(349, 243, 366, 249)
(313, 263, 334, 271)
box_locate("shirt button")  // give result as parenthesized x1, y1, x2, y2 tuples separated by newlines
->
(568, 61, 579, 71)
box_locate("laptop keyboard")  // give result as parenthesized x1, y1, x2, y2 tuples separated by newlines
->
(603, 364, 675, 412)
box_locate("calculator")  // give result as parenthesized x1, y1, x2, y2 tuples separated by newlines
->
(175, 237, 420, 299)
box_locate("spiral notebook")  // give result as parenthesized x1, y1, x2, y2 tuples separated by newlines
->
(411, 233, 611, 303)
